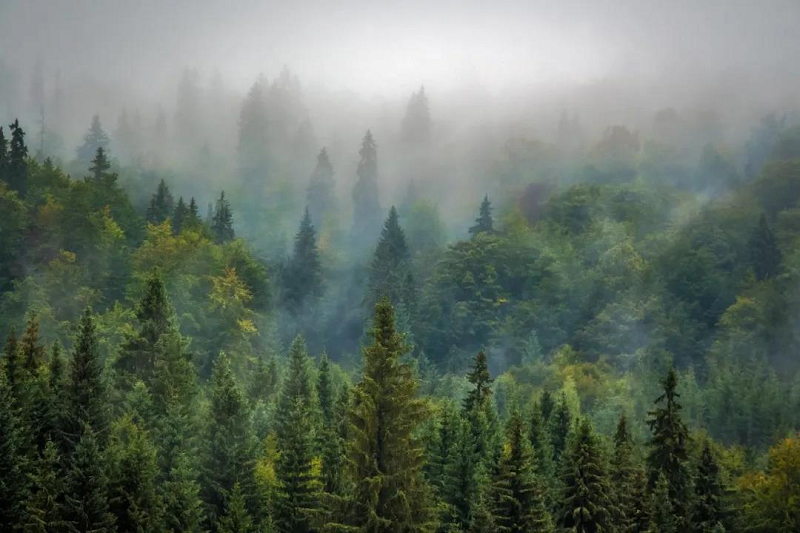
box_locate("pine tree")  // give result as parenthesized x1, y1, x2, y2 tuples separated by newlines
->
(274, 336, 319, 533)
(76, 115, 110, 169)
(201, 352, 255, 525)
(646, 368, 691, 527)
(212, 191, 235, 243)
(647, 473, 677, 533)
(0, 370, 30, 530)
(63, 424, 116, 533)
(351, 130, 382, 247)
(558, 418, 614, 533)
(491, 410, 553, 533)
(749, 213, 781, 281)
(147, 179, 175, 225)
(468, 196, 493, 237)
(366, 206, 414, 310)
(692, 442, 724, 533)
(65, 309, 109, 447)
(612, 414, 639, 533)
(282, 208, 323, 312)
(216, 482, 253, 533)
(163, 452, 205, 533)
(7, 119, 28, 196)
(172, 196, 189, 234)
(307, 147, 336, 224)
(331, 297, 434, 532)
(24, 439, 70, 533)
(550, 393, 572, 463)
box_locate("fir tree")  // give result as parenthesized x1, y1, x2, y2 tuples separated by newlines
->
(147, 179, 175, 225)
(87, 146, 112, 184)
(163, 452, 205, 533)
(558, 418, 614, 533)
(468, 196, 493, 237)
(550, 393, 572, 463)
(216, 483, 252, 533)
(692, 442, 724, 533)
(24, 439, 70, 533)
(248, 355, 278, 405)
(528, 402, 555, 504)
(212, 191, 235, 243)
(491, 410, 553, 533)
(76, 115, 110, 169)
(44, 342, 66, 449)
(331, 297, 434, 532)
(7, 119, 28, 196)
(647, 473, 677, 533)
(307, 147, 336, 224)
(188, 197, 201, 227)
(749, 213, 781, 281)
(351, 130, 382, 247)
(0, 370, 30, 530)
(63, 424, 116, 533)
(20, 313, 45, 374)
(3, 327, 21, 403)
(282, 208, 323, 312)
(274, 336, 319, 533)
(646, 368, 691, 527)
(366, 206, 414, 310)
(172, 196, 189, 234)
(442, 412, 481, 531)
(612, 414, 639, 533)
(540, 390, 555, 425)
(463, 351, 493, 414)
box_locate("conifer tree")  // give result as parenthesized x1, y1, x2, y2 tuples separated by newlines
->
(401, 86, 431, 144)
(692, 442, 724, 533)
(212, 191, 235, 243)
(147, 179, 175, 225)
(87, 146, 113, 185)
(528, 402, 555, 503)
(163, 452, 205, 533)
(427, 401, 460, 505)
(749, 213, 781, 280)
(0, 371, 30, 530)
(468, 196, 493, 237)
(25, 439, 70, 533)
(0, 126, 7, 183)
(282, 208, 323, 312)
(612, 414, 639, 533)
(274, 336, 319, 533)
(201, 352, 255, 525)
(491, 410, 553, 533)
(629, 469, 651, 533)
(540, 390, 555, 425)
(188, 197, 201, 227)
(76, 115, 110, 169)
(7, 119, 28, 196)
(20, 313, 45, 373)
(366, 206, 414, 310)
(462, 350, 500, 472)
(248, 354, 278, 405)
(558, 418, 614, 533)
(646, 368, 691, 527)
(63, 424, 116, 533)
(332, 297, 434, 532)
(351, 130, 382, 246)
(307, 147, 336, 224)
(442, 413, 481, 531)
(216, 483, 253, 533)
(44, 342, 67, 449)
(550, 393, 572, 463)
(463, 351, 493, 414)
(647, 473, 677, 533)
(65, 309, 109, 447)
(3, 327, 21, 403)
(172, 196, 189, 234)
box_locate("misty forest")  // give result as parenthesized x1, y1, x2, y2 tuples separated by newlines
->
(2, 1, 800, 532)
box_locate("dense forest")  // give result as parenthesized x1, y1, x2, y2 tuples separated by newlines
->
(2, 2, 800, 532)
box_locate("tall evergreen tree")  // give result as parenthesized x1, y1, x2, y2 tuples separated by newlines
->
(557, 418, 614, 533)
(549, 393, 572, 463)
(0, 126, 8, 183)
(212, 191, 235, 243)
(25, 439, 70, 533)
(274, 336, 319, 533)
(491, 410, 553, 533)
(163, 452, 205, 533)
(540, 390, 555, 425)
(612, 414, 640, 533)
(749, 213, 781, 281)
(366, 206, 414, 310)
(147, 179, 175, 225)
(0, 370, 30, 530)
(76, 115, 110, 169)
(401, 86, 431, 144)
(63, 424, 116, 533)
(351, 130, 382, 247)
(442, 412, 481, 531)
(3, 327, 21, 403)
(468, 196, 493, 237)
(20, 313, 45, 373)
(172, 196, 189, 234)
(7, 119, 28, 196)
(87, 146, 112, 184)
(216, 482, 253, 533)
(317, 353, 344, 497)
(692, 442, 724, 533)
(282, 208, 323, 312)
(463, 351, 493, 414)
(528, 402, 555, 504)
(647, 473, 677, 533)
(307, 147, 336, 224)
(331, 297, 434, 532)
(646, 368, 691, 527)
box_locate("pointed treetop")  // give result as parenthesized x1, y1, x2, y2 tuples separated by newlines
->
(469, 195, 494, 236)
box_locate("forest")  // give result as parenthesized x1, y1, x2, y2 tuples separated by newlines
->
(2, 1, 800, 532)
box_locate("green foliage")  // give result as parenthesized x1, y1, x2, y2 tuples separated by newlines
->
(692, 442, 725, 533)
(64, 424, 116, 533)
(282, 208, 323, 312)
(366, 206, 414, 310)
(212, 191, 235, 244)
(468, 196, 494, 237)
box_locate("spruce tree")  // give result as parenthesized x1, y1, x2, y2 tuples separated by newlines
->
(76, 115, 110, 169)
(25, 439, 70, 533)
(463, 351, 493, 414)
(647, 473, 677, 533)
(558, 418, 614, 533)
(147, 179, 175, 225)
(612, 414, 639, 533)
(282, 208, 323, 312)
(188, 197, 201, 228)
(212, 191, 235, 243)
(307, 147, 336, 224)
(0, 370, 30, 530)
(549, 393, 572, 463)
(468, 196, 493, 237)
(366, 206, 414, 310)
(20, 313, 45, 373)
(7, 119, 28, 196)
(442, 413, 481, 531)
(540, 390, 555, 425)
(63, 424, 116, 533)
(274, 336, 319, 533)
(87, 146, 112, 184)
(428, 401, 460, 495)
(528, 401, 555, 504)
(3, 327, 21, 403)
(749, 213, 781, 281)
(172, 196, 189, 234)
(0, 126, 7, 183)
(491, 410, 553, 533)
(646, 368, 691, 527)
(351, 130, 382, 247)
(163, 452, 205, 533)
(216, 482, 253, 533)
(332, 297, 434, 532)
(317, 352, 344, 496)
(692, 442, 724, 533)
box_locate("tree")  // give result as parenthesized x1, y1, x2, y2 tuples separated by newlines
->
(3, 327, 22, 403)
(749, 213, 780, 281)
(468, 196, 493, 237)
(528, 402, 555, 503)
(366, 206, 414, 310)
(462, 350, 500, 471)
(692, 442, 724, 533)
(307, 147, 336, 224)
(0, 370, 30, 530)
(646, 368, 691, 527)
(0, 126, 7, 183)
(212, 191, 235, 243)
(442, 411, 481, 531)
(76, 115, 110, 169)
(163, 452, 205, 533)
(63, 424, 116, 533)
(172, 196, 189, 234)
(463, 351, 493, 414)
(647, 473, 677, 533)
(351, 130, 382, 247)
(147, 179, 174, 225)
(612, 414, 640, 533)
(87, 146, 112, 184)
(317, 352, 344, 497)
(491, 410, 553, 533)
(557, 418, 614, 533)
(6, 119, 28, 196)
(274, 336, 319, 533)
(25, 439, 70, 533)
(20, 313, 45, 373)
(282, 208, 323, 312)
(331, 297, 434, 532)
(216, 483, 252, 533)
(401, 86, 431, 144)
(549, 393, 572, 463)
